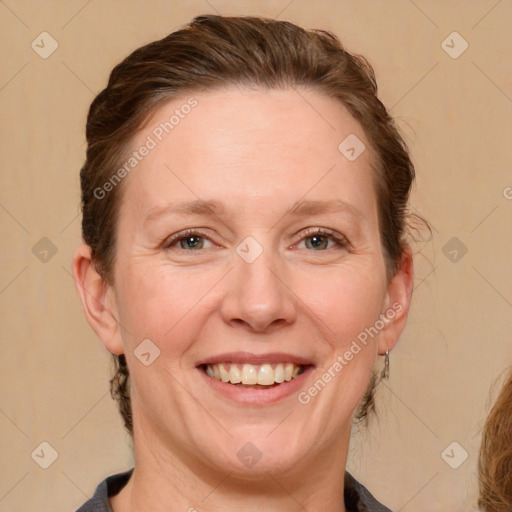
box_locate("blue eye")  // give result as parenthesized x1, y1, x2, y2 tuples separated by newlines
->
(164, 228, 348, 253)
(178, 235, 204, 250)
(165, 230, 213, 251)
(299, 229, 348, 251)
(305, 234, 331, 250)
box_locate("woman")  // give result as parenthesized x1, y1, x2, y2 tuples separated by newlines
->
(72, 14, 417, 511)
(478, 369, 512, 511)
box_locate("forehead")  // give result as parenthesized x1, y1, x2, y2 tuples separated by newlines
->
(121, 87, 377, 221)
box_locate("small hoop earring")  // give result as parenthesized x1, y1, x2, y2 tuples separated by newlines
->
(380, 350, 390, 379)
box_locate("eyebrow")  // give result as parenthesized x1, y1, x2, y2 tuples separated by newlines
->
(287, 199, 363, 219)
(143, 198, 362, 226)
(144, 199, 225, 226)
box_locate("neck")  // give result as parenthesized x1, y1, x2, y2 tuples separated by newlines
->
(110, 427, 350, 512)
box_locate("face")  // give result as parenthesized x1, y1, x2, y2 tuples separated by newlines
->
(80, 87, 411, 480)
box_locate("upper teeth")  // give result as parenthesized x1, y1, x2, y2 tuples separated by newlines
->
(205, 363, 302, 385)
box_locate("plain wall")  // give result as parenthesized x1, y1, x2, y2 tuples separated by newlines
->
(1, 1, 511, 510)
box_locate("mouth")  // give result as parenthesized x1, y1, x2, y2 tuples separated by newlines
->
(195, 352, 314, 403)
(201, 362, 306, 389)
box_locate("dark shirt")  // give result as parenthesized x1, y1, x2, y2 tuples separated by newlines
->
(76, 469, 391, 512)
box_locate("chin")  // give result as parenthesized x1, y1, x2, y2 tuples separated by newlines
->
(199, 427, 312, 479)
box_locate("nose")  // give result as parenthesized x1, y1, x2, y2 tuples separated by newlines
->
(220, 253, 297, 333)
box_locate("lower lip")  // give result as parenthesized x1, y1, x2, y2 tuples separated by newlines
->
(197, 366, 315, 405)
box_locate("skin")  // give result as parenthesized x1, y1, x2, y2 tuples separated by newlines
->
(73, 87, 413, 512)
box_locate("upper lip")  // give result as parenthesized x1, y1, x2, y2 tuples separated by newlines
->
(195, 351, 315, 367)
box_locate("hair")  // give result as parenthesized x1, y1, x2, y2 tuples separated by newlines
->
(478, 369, 512, 511)
(80, 14, 422, 436)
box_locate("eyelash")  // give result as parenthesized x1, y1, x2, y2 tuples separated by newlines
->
(164, 228, 350, 251)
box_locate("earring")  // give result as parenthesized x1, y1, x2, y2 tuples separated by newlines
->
(380, 350, 390, 379)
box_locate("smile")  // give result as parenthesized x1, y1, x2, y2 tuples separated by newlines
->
(196, 352, 315, 403)
(204, 362, 304, 386)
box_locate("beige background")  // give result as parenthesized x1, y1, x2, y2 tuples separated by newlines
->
(0, 1, 511, 510)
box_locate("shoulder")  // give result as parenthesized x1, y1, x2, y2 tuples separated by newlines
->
(75, 469, 133, 512)
(344, 472, 393, 512)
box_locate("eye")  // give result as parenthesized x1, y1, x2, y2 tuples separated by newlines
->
(163, 228, 348, 252)
(164, 230, 214, 251)
(297, 228, 349, 251)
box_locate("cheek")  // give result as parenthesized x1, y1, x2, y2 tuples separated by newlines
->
(116, 265, 208, 404)
(115, 262, 219, 349)
(294, 269, 384, 422)
(293, 264, 387, 343)
(116, 255, 387, 350)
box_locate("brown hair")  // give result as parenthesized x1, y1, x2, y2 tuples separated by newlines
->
(80, 14, 420, 435)
(478, 369, 512, 511)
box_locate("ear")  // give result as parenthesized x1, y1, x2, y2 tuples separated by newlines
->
(378, 246, 414, 355)
(72, 243, 124, 355)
